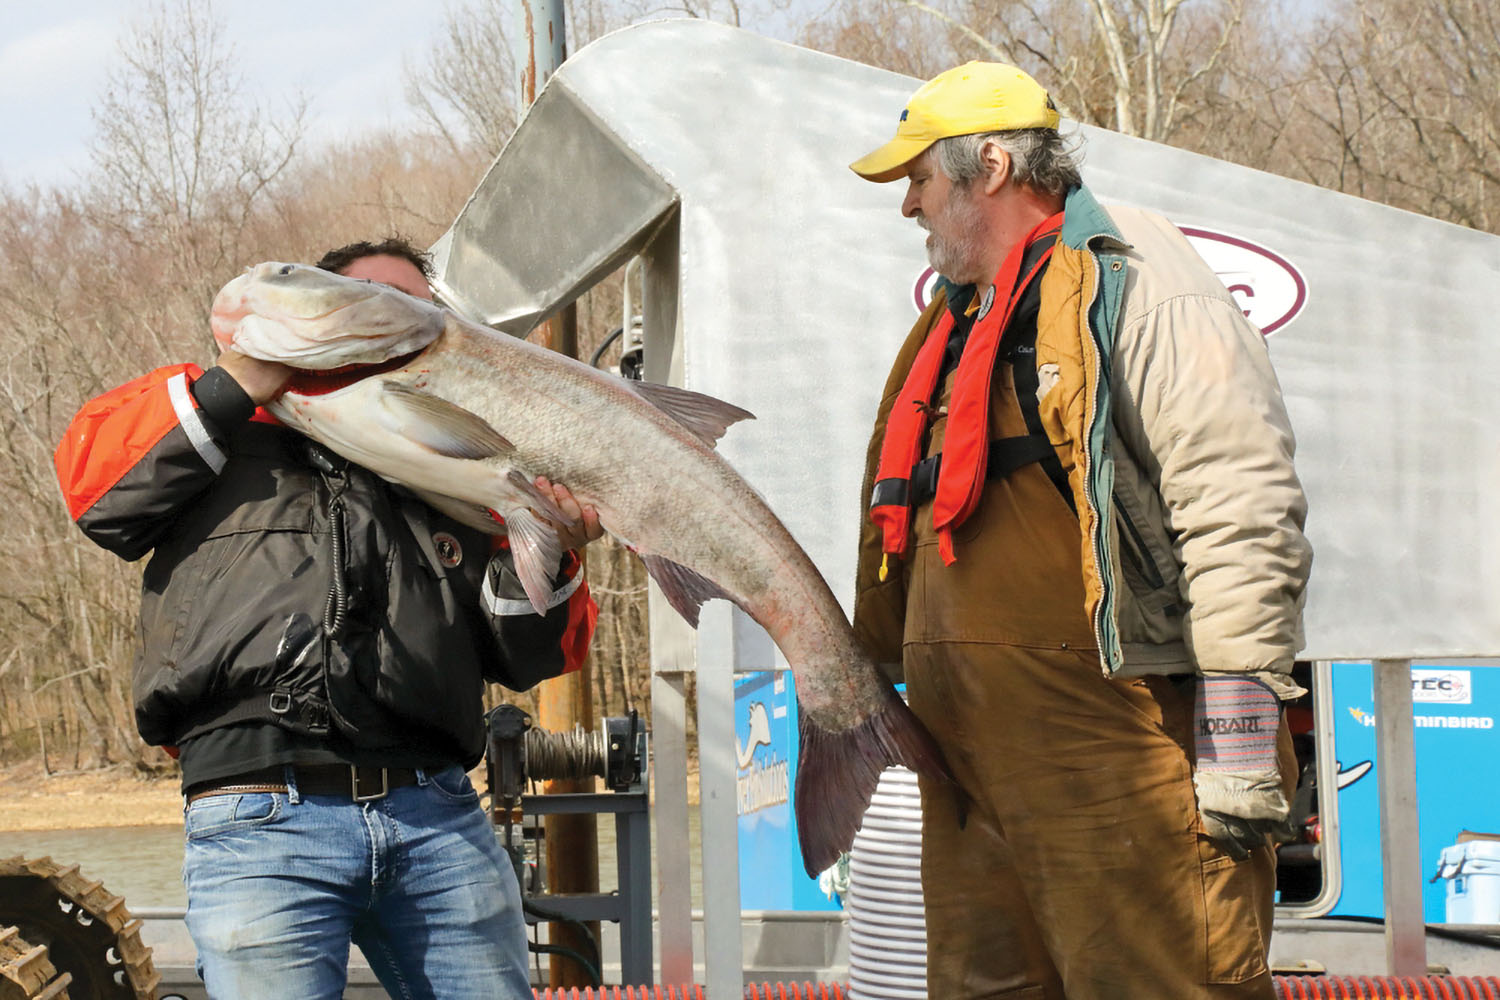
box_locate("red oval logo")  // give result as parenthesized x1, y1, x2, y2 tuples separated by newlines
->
(1179, 227, 1308, 336)
(910, 225, 1308, 337)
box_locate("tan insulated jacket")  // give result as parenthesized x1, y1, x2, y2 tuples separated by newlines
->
(853, 185, 1311, 698)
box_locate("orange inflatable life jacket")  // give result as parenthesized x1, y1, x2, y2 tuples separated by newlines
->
(870, 212, 1064, 575)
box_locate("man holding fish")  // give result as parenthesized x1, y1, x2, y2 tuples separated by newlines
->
(848, 64, 1312, 998)
(55, 237, 600, 999)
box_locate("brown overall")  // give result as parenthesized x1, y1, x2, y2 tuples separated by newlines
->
(902, 356, 1291, 999)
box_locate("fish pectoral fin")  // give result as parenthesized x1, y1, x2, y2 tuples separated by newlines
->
(638, 554, 735, 628)
(379, 382, 515, 459)
(502, 508, 564, 615)
(505, 469, 575, 526)
(628, 382, 755, 448)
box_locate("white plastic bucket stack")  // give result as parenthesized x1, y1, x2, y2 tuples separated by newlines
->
(845, 766, 927, 999)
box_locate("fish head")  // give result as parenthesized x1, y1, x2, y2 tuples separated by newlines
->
(210, 261, 445, 370)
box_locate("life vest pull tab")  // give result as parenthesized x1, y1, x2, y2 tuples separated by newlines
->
(938, 528, 957, 567)
(879, 553, 891, 582)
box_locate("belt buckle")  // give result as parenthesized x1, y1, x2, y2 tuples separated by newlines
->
(911, 454, 941, 504)
(351, 766, 389, 802)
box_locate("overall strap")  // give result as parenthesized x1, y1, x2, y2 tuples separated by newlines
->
(906, 434, 1059, 508)
(1003, 247, 1075, 514)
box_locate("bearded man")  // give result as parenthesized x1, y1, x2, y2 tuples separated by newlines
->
(848, 63, 1312, 999)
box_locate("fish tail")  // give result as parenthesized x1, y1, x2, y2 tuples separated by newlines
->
(794, 687, 954, 877)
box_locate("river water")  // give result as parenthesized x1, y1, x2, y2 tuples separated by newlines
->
(0, 824, 187, 907)
(0, 811, 700, 912)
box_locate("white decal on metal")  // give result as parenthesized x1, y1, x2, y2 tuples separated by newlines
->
(1180, 227, 1308, 336)
(1411, 668, 1474, 705)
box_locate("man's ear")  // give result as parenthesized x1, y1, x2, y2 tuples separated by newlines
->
(980, 140, 1012, 196)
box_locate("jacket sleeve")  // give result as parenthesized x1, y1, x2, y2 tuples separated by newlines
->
(478, 544, 598, 690)
(1112, 265, 1311, 688)
(54, 364, 231, 561)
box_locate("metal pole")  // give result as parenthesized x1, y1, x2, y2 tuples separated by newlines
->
(696, 653, 745, 997)
(652, 670, 695, 987)
(640, 233, 697, 990)
(513, 0, 576, 365)
(516, 0, 566, 105)
(515, 2, 596, 988)
(1371, 657, 1427, 976)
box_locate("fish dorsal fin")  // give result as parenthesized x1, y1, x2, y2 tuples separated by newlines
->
(639, 553, 735, 628)
(628, 381, 755, 448)
(379, 381, 514, 459)
(501, 507, 564, 615)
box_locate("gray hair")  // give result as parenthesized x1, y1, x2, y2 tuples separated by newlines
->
(934, 128, 1082, 197)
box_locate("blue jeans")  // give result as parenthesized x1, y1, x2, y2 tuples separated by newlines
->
(182, 766, 532, 999)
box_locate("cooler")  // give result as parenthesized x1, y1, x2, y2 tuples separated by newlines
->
(1432, 839, 1500, 924)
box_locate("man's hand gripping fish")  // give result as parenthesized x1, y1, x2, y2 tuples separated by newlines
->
(210, 261, 955, 875)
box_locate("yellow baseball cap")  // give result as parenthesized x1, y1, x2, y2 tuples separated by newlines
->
(850, 62, 1060, 183)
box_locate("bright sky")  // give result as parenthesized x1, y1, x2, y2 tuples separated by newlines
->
(0, 1, 452, 189)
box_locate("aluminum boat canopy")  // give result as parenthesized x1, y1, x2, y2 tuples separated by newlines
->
(431, 19, 1500, 990)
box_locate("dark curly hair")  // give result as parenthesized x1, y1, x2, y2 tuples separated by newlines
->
(315, 236, 433, 279)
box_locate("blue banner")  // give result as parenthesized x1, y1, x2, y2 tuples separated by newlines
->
(1327, 662, 1500, 921)
(734, 670, 840, 911)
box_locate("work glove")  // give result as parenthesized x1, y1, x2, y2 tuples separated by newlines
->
(1192, 675, 1296, 861)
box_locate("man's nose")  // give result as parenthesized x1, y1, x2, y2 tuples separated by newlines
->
(901, 182, 920, 218)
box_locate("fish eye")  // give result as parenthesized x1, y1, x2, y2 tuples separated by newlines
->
(278, 264, 295, 275)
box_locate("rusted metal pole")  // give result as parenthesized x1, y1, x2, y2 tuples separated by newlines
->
(514, 2, 598, 989)
(516, 0, 565, 110)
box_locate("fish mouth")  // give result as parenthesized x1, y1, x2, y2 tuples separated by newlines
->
(284, 348, 426, 396)
(220, 263, 390, 324)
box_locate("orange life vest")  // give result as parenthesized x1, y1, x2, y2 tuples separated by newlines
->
(870, 212, 1064, 574)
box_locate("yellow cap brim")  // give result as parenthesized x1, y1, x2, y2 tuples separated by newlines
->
(849, 135, 935, 183)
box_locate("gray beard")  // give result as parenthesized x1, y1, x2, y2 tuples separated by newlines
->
(922, 188, 987, 285)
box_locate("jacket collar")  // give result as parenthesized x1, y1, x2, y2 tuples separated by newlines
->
(936, 276, 975, 322)
(1060, 184, 1128, 252)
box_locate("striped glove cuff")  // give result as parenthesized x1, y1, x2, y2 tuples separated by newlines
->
(1193, 676, 1279, 774)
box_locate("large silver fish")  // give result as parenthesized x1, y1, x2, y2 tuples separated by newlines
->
(210, 261, 952, 874)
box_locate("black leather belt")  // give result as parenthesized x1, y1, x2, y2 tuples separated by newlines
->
(186, 764, 421, 804)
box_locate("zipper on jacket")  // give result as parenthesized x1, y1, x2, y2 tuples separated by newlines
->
(305, 441, 352, 640)
(1079, 238, 1123, 675)
(308, 442, 358, 737)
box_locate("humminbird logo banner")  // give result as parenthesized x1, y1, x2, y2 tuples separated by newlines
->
(1347, 706, 1494, 729)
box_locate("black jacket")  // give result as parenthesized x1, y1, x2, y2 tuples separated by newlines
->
(55, 364, 594, 767)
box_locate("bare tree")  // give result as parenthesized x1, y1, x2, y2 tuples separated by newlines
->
(810, 0, 1251, 143)
(0, 182, 166, 773)
(89, 0, 306, 343)
(406, 4, 522, 158)
(1288, 0, 1498, 232)
(405, 0, 799, 159)
(806, 0, 1496, 234)
(799, 1, 955, 79)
